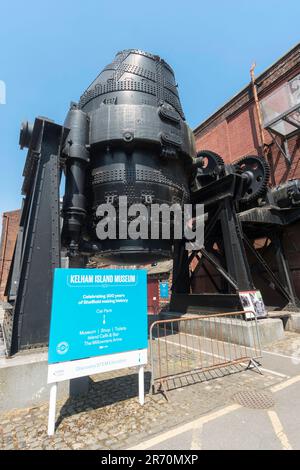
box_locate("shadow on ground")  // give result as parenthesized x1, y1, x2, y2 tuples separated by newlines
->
(55, 371, 152, 430)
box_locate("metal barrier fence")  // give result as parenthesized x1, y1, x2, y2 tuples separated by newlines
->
(150, 311, 262, 397)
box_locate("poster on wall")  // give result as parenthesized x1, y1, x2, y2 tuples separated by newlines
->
(159, 281, 169, 299)
(239, 290, 267, 320)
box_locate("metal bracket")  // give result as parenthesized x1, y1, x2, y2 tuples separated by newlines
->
(266, 128, 291, 164)
(246, 358, 263, 375)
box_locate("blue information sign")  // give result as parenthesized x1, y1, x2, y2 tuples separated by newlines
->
(48, 269, 148, 364)
(159, 281, 169, 299)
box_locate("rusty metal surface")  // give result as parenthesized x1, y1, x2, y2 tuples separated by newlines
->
(233, 390, 275, 409)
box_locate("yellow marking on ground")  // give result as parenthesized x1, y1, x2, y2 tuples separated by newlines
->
(129, 372, 300, 450)
(271, 374, 300, 393)
(190, 423, 203, 450)
(127, 404, 241, 450)
(267, 410, 293, 450)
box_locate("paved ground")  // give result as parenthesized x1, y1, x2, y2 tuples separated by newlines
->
(0, 331, 299, 450)
(131, 376, 300, 450)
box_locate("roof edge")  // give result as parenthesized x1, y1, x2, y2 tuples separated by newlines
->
(193, 41, 300, 136)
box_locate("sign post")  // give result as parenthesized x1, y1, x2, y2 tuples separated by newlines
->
(48, 383, 58, 436)
(139, 365, 145, 406)
(47, 268, 148, 436)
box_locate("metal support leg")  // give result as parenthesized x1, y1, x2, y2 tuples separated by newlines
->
(47, 382, 57, 436)
(246, 359, 263, 375)
(272, 233, 300, 310)
(172, 240, 190, 294)
(219, 199, 254, 291)
(139, 365, 145, 405)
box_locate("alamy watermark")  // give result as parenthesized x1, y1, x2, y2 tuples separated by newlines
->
(0, 80, 6, 104)
(95, 196, 205, 250)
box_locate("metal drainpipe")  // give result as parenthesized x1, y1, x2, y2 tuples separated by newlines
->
(0, 214, 8, 293)
(250, 63, 266, 157)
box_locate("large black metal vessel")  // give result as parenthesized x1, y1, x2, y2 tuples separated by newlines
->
(62, 49, 195, 264)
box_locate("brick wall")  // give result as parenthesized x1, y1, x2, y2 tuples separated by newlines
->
(195, 100, 300, 185)
(0, 210, 21, 300)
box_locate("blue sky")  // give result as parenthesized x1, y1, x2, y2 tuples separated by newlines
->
(0, 0, 300, 218)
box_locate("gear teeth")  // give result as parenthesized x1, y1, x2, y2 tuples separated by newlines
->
(233, 155, 270, 204)
(196, 150, 225, 177)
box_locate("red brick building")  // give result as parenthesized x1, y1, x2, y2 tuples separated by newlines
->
(194, 43, 300, 184)
(0, 210, 20, 300)
(88, 257, 172, 315)
(193, 43, 300, 303)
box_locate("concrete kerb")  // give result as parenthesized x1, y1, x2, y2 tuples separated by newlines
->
(0, 350, 93, 413)
(160, 312, 284, 347)
(285, 312, 300, 333)
(0, 350, 69, 412)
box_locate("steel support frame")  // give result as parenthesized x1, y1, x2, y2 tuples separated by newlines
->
(272, 233, 300, 309)
(243, 232, 300, 311)
(4, 118, 66, 355)
(266, 127, 291, 164)
(171, 188, 254, 313)
(172, 196, 254, 296)
(219, 198, 254, 291)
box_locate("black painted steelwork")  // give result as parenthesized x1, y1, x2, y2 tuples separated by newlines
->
(170, 150, 300, 314)
(4, 51, 300, 355)
(171, 169, 255, 313)
(4, 118, 68, 354)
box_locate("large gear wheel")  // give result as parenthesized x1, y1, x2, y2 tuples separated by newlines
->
(190, 150, 225, 192)
(197, 150, 225, 177)
(190, 150, 225, 191)
(233, 155, 270, 204)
